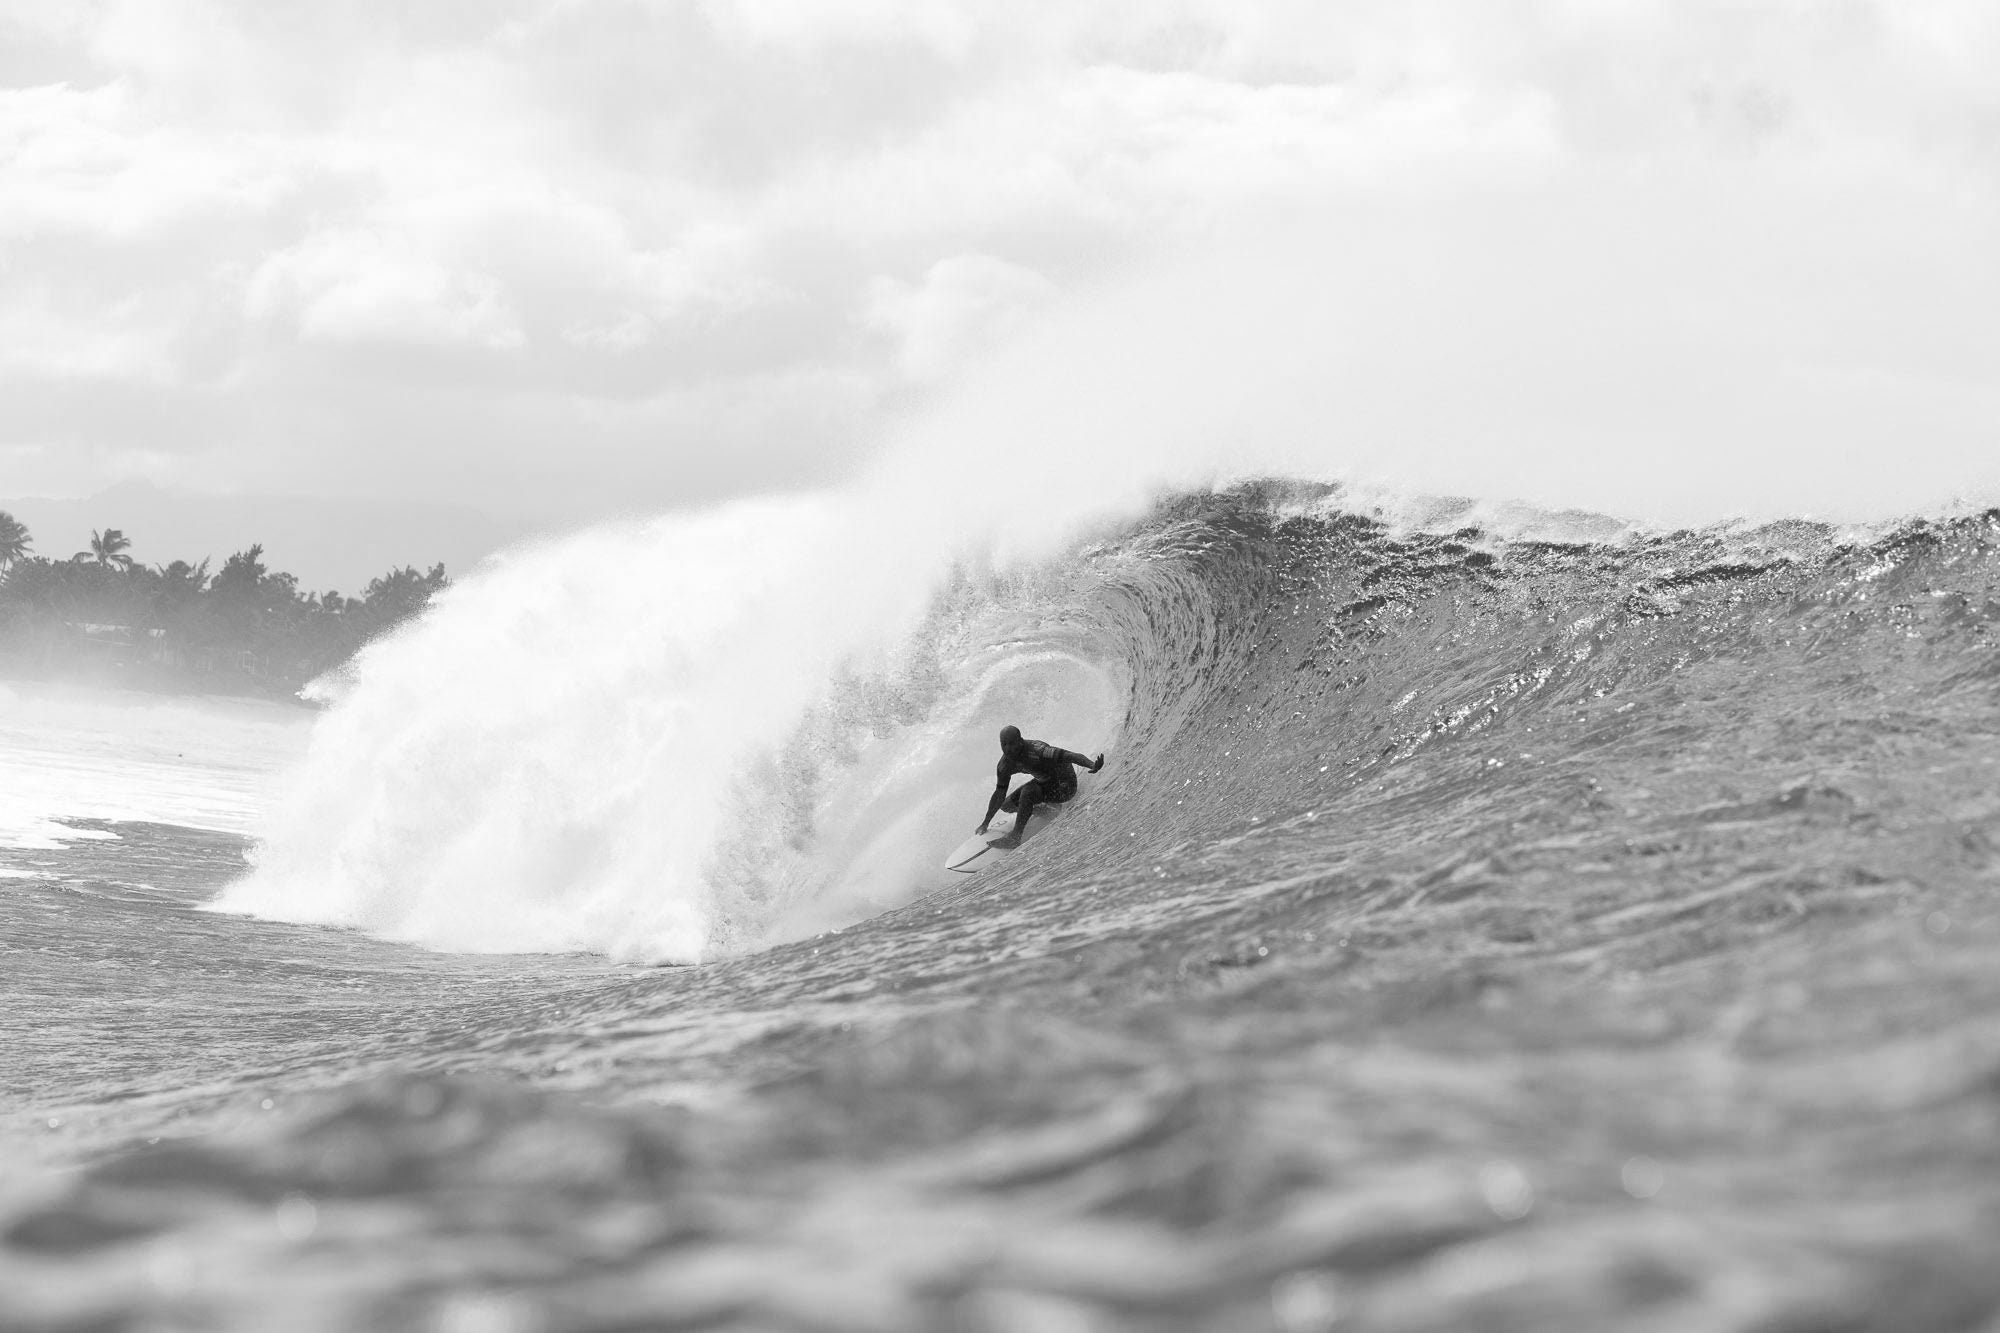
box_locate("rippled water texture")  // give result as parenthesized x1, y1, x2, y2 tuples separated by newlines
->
(6, 488, 2000, 1331)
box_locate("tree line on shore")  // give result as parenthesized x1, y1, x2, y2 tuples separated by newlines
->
(0, 511, 448, 699)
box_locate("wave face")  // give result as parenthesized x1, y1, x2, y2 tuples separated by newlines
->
(220, 480, 2000, 963)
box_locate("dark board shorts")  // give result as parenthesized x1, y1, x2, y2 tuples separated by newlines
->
(1003, 775, 1077, 812)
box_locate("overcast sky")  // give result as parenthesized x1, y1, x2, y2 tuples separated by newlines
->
(5, 0, 1998, 539)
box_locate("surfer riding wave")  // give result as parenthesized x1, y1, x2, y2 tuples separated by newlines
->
(977, 725, 1105, 847)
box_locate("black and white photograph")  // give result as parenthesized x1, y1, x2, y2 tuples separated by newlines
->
(4, 2, 2000, 1329)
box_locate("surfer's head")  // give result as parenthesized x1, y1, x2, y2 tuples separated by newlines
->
(998, 725, 1023, 751)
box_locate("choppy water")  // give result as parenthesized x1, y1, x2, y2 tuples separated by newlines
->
(6, 484, 2000, 1331)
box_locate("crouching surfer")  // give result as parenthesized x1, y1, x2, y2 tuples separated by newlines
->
(976, 724, 1105, 847)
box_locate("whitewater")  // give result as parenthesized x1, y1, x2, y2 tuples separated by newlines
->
(6, 464, 2000, 1330)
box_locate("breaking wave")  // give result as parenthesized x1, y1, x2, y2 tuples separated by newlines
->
(216, 476, 2000, 964)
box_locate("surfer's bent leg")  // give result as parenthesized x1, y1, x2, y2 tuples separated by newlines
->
(1005, 780, 1046, 838)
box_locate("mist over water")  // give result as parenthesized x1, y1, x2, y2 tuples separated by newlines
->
(923, 172, 2000, 528)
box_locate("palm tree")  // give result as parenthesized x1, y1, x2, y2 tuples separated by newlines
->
(74, 528, 135, 571)
(0, 510, 30, 573)
(155, 558, 210, 595)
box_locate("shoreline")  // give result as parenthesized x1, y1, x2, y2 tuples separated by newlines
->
(0, 662, 320, 710)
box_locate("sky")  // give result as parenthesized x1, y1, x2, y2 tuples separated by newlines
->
(4, 0, 1999, 561)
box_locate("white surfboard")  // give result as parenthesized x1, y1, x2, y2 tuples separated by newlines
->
(942, 803, 1060, 873)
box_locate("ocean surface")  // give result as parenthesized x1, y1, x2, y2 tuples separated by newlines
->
(5, 482, 2000, 1332)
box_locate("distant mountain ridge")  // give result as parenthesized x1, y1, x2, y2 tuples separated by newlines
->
(0, 482, 534, 593)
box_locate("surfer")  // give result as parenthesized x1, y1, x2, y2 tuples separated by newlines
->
(976, 725, 1105, 847)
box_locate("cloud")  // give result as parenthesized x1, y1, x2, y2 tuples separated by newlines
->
(876, 162, 2000, 533)
(0, 0, 1995, 522)
(0, 81, 290, 243)
(863, 254, 1059, 381)
(248, 226, 526, 350)
(0, 289, 180, 383)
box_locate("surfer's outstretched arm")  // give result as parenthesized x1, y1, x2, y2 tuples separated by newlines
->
(977, 778, 1009, 833)
(1059, 749, 1105, 773)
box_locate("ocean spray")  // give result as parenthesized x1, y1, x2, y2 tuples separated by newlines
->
(218, 177, 1995, 960)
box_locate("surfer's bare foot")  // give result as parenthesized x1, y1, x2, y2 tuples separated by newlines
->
(992, 832, 1022, 847)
